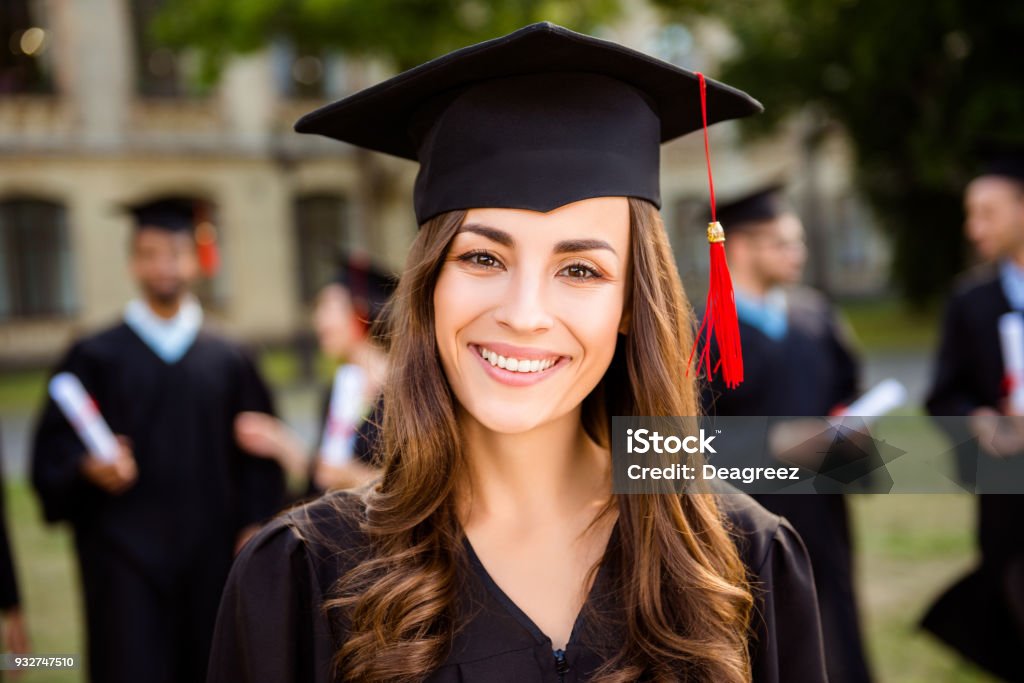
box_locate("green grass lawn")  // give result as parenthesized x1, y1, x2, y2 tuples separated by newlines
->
(6, 480, 82, 683)
(0, 477, 1005, 683)
(839, 298, 940, 353)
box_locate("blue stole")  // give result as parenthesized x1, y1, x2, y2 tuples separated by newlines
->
(124, 296, 203, 363)
(734, 287, 788, 341)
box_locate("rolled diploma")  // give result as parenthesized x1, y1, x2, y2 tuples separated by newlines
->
(833, 378, 908, 424)
(48, 372, 119, 462)
(1000, 312, 1024, 414)
(319, 364, 368, 466)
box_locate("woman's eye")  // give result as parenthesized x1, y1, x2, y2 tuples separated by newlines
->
(561, 262, 603, 280)
(457, 250, 502, 269)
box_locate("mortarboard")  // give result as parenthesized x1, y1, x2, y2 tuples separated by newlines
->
(123, 197, 221, 276)
(294, 22, 761, 225)
(330, 253, 398, 326)
(295, 21, 761, 387)
(975, 142, 1024, 184)
(714, 183, 790, 231)
(125, 197, 196, 233)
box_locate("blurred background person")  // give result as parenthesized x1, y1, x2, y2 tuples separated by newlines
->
(234, 254, 394, 499)
(923, 145, 1024, 681)
(701, 184, 872, 683)
(29, 198, 284, 683)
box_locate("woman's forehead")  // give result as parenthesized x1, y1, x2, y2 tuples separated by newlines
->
(462, 197, 630, 244)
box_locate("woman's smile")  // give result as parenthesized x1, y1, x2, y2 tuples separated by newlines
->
(469, 342, 571, 386)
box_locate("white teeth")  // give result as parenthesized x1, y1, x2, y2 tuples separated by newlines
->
(476, 346, 559, 374)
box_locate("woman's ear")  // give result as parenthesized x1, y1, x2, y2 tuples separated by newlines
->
(618, 306, 631, 335)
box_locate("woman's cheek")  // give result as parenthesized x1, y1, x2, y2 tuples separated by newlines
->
(557, 288, 624, 367)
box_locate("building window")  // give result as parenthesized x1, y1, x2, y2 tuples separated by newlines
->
(0, 0, 53, 94)
(0, 198, 75, 320)
(130, 0, 203, 98)
(271, 41, 342, 100)
(293, 195, 352, 303)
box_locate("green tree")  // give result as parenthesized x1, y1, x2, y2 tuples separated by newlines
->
(153, 0, 620, 75)
(654, 0, 1024, 304)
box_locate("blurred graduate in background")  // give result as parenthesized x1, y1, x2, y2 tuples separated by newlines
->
(701, 184, 872, 683)
(29, 198, 284, 683)
(923, 144, 1024, 681)
(234, 253, 395, 500)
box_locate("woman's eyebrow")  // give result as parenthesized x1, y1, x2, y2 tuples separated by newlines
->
(553, 238, 617, 256)
(457, 223, 514, 247)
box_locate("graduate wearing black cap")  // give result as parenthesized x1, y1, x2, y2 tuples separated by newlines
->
(30, 198, 284, 683)
(700, 184, 871, 683)
(234, 253, 395, 499)
(922, 145, 1024, 680)
(208, 23, 827, 683)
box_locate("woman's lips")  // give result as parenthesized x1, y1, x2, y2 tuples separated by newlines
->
(468, 343, 570, 387)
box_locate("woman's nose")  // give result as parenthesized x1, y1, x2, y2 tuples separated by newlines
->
(492, 268, 555, 334)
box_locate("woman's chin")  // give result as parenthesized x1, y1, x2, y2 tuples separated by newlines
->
(464, 403, 551, 435)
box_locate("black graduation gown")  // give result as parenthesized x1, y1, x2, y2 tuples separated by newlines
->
(30, 322, 285, 683)
(923, 265, 1024, 681)
(702, 287, 872, 683)
(208, 489, 827, 682)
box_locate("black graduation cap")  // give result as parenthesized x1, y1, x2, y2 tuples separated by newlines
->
(975, 141, 1024, 183)
(714, 183, 790, 231)
(294, 21, 763, 225)
(330, 253, 398, 325)
(125, 197, 196, 233)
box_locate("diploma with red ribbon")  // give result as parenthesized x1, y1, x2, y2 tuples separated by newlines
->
(319, 364, 368, 466)
(48, 372, 119, 462)
(999, 312, 1024, 414)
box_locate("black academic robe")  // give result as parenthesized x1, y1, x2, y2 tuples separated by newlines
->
(31, 322, 285, 683)
(702, 287, 871, 683)
(923, 265, 1024, 681)
(208, 489, 827, 682)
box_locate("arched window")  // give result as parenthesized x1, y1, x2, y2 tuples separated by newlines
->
(293, 194, 353, 303)
(0, 198, 75, 319)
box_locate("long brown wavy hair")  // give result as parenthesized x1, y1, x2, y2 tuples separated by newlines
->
(320, 197, 754, 682)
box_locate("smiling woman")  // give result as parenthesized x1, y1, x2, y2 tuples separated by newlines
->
(207, 22, 828, 683)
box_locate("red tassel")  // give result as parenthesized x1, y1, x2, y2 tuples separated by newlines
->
(196, 221, 220, 278)
(686, 73, 744, 389)
(691, 229, 743, 388)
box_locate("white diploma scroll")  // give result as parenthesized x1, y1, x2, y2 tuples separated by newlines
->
(319, 364, 368, 466)
(1000, 312, 1024, 414)
(835, 378, 908, 423)
(48, 372, 119, 462)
